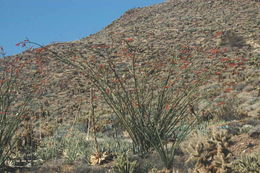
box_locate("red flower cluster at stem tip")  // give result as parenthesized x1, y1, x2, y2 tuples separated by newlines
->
(16, 39, 29, 47)
(224, 88, 232, 93)
(92, 95, 97, 100)
(220, 58, 230, 62)
(34, 48, 45, 53)
(180, 64, 189, 69)
(99, 64, 105, 69)
(227, 63, 237, 67)
(214, 31, 223, 37)
(165, 104, 171, 111)
(217, 101, 225, 106)
(105, 88, 110, 94)
(124, 38, 134, 42)
(210, 49, 221, 54)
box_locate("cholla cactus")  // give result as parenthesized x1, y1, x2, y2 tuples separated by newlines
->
(187, 130, 232, 173)
(211, 151, 232, 173)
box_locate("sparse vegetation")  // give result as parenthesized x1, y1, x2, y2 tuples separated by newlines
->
(111, 151, 138, 173)
(0, 0, 259, 172)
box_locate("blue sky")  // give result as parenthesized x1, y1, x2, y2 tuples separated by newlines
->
(0, 0, 165, 56)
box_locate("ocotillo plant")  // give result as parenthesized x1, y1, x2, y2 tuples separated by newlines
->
(23, 37, 222, 169)
(0, 46, 46, 168)
(0, 62, 35, 167)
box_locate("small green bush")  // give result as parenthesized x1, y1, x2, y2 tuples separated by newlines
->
(112, 151, 138, 173)
(62, 139, 86, 164)
(36, 137, 62, 161)
(36, 124, 90, 164)
(231, 152, 260, 173)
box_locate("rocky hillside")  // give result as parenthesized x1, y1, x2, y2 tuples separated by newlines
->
(1, 0, 260, 172)
(1, 0, 259, 119)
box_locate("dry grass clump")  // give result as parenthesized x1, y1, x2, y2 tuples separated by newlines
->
(231, 152, 260, 173)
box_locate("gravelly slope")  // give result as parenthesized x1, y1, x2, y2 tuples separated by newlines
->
(1, 0, 259, 118)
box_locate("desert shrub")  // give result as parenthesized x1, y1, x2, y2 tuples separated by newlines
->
(62, 138, 86, 164)
(93, 136, 132, 154)
(210, 98, 247, 121)
(36, 122, 134, 166)
(36, 124, 90, 164)
(231, 152, 260, 173)
(194, 120, 228, 137)
(111, 151, 138, 173)
(36, 137, 62, 161)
